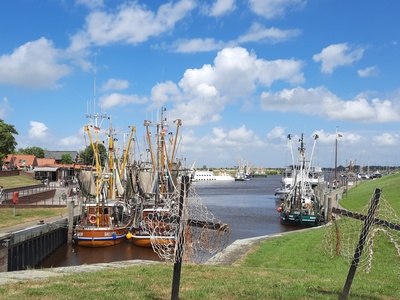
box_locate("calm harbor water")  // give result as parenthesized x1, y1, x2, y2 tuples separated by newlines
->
(40, 175, 294, 268)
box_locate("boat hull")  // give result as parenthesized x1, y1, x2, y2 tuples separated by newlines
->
(131, 234, 175, 248)
(74, 226, 129, 247)
(280, 212, 321, 227)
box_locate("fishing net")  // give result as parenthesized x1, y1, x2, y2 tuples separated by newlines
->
(322, 189, 400, 274)
(148, 177, 230, 264)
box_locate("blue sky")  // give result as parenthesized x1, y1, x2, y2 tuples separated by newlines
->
(1, 0, 400, 169)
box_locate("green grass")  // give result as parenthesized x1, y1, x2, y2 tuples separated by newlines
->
(0, 175, 68, 227)
(340, 174, 400, 212)
(0, 174, 399, 299)
(0, 208, 68, 228)
(0, 175, 42, 189)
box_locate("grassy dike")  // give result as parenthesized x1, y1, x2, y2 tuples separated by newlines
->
(1, 175, 400, 299)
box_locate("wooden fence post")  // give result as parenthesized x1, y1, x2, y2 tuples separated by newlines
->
(339, 188, 381, 300)
(171, 175, 190, 300)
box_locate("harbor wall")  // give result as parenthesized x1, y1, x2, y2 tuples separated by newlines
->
(0, 219, 69, 272)
(323, 186, 345, 222)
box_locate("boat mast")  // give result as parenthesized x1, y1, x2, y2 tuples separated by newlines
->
(144, 120, 156, 173)
(107, 116, 115, 199)
(335, 126, 339, 182)
(158, 107, 169, 200)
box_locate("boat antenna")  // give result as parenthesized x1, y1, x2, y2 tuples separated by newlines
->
(86, 53, 106, 128)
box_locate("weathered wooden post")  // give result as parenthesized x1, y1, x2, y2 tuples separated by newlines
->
(326, 196, 332, 222)
(171, 175, 189, 300)
(339, 188, 381, 300)
(67, 200, 74, 243)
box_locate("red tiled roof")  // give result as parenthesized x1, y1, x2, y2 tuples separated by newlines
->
(36, 158, 56, 167)
(3, 154, 14, 163)
(10, 155, 37, 168)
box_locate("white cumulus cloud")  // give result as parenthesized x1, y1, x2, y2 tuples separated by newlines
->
(68, 0, 196, 53)
(101, 78, 129, 91)
(358, 66, 379, 77)
(171, 38, 225, 53)
(260, 86, 400, 123)
(99, 93, 148, 109)
(249, 0, 306, 19)
(0, 38, 70, 89)
(313, 43, 365, 74)
(157, 47, 304, 126)
(29, 121, 49, 140)
(238, 22, 301, 44)
(205, 0, 236, 17)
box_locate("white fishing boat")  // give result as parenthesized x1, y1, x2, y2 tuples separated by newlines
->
(275, 133, 324, 201)
(235, 159, 251, 181)
(275, 165, 296, 200)
(278, 134, 324, 227)
(308, 166, 325, 186)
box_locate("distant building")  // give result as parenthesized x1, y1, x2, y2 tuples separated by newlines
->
(44, 150, 79, 164)
(2, 151, 77, 183)
(37, 158, 56, 166)
(2, 154, 37, 170)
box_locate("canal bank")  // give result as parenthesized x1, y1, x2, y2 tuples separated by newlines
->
(0, 180, 345, 282)
(0, 228, 308, 285)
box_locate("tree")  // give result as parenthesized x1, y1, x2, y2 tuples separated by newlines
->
(17, 146, 45, 158)
(61, 153, 74, 164)
(0, 119, 18, 163)
(79, 143, 107, 166)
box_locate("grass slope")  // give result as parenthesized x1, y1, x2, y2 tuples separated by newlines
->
(0, 175, 67, 227)
(0, 175, 41, 189)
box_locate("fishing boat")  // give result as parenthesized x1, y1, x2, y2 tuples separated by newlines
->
(278, 134, 324, 227)
(234, 159, 251, 181)
(275, 133, 324, 201)
(73, 116, 134, 247)
(129, 207, 175, 247)
(128, 108, 181, 248)
(275, 165, 296, 200)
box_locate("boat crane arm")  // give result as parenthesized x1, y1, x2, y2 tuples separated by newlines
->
(306, 134, 319, 176)
(84, 125, 102, 178)
(169, 118, 182, 172)
(144, 120, 156, 173)
(287, 134, 295, 168)
(119, 125, 136, 180)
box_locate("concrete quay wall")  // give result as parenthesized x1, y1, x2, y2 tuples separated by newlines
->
(0, 218, 69, 272)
